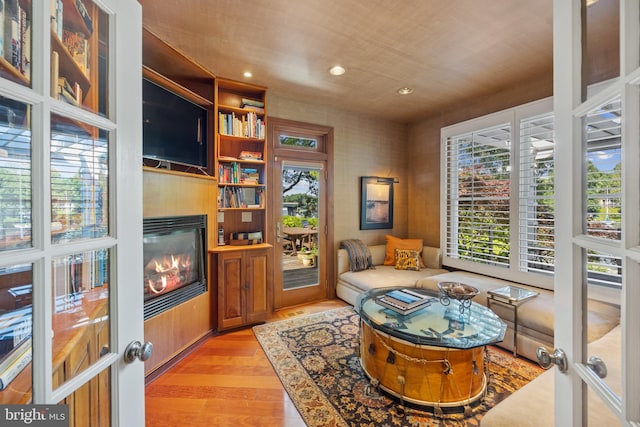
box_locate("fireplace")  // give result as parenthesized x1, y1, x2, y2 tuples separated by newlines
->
(143, 215, 207, 320)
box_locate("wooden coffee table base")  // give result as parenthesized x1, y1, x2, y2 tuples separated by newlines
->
(360, 319, 487, 410)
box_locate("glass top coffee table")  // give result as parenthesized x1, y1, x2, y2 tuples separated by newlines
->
(357, 287, 506, 411)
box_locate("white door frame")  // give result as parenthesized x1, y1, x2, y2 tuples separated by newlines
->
(553, 0, 640, 425)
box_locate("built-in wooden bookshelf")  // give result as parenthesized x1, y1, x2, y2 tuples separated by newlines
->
(215, 78, 269, 248)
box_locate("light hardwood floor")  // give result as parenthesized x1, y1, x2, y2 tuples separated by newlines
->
(145, 299, 347, 426)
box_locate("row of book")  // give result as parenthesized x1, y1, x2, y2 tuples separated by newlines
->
(376, 288, 432, 315)
(218, 162, 262, 185)
(0, 0, 31, 80)
(62, 29, 90, 77)
(0, 305, 32, 391)
(218, 111, 265, 139)
(218, 186, 263, 209)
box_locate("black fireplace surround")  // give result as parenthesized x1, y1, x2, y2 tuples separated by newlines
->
(143, 215, 207, 320)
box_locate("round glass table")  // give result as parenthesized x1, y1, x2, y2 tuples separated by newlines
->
(357, 287, 506, 411)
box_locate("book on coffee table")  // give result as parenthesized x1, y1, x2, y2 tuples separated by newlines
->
(376, 288, 432, 315)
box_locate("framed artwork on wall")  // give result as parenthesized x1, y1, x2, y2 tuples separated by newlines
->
(360, 176, 394, 230)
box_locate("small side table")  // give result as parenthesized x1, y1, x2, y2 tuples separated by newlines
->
(487, 285, 538, 357)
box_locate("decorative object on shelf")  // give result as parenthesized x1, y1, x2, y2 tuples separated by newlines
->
(437, 282, 480, 314)
(360, 176, 394, 230)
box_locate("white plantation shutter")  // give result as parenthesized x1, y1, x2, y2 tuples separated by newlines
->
(445, 123, 511, 268)
(518, 113, 555, 275)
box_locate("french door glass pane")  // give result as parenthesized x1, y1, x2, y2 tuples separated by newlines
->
(52, 249, 110, 389)
(0, 96, 31, 252)
(0, 1, 32, 88)
(584, 96, 621, 242)
(58, 366, 111, 427)
(0, 263, 33, 403)
(50, 0, 110, 117)
(50, 114, 109, 243)
(584, 248, 622, 417)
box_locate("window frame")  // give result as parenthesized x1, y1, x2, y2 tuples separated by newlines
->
(441, 97, 555, 290)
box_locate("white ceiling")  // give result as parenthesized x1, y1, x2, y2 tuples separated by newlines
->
(138, 0, 616, 124)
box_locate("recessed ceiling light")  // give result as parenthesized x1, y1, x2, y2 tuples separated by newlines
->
(397, 87, 413, 95)
(329, 65, 346, 76)
(243, 71, 253, 78)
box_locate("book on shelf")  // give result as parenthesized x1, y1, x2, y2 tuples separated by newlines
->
(242, 105, 264, 114)
(219, 186, 263, 209)
(50, 0, 64, 39)
(240, 167, 260, 184)
(75, 0, 93, 34)
(218, 111, 265, 139)
(218, 155, 238, 161)
(240, 98, 264, 108)
(0, 336, 31, 391)
(376, 288, 432, 315)
(62, 29, 89, 76)
(238, 151, 262, 161)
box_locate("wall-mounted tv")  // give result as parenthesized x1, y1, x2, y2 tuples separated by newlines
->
(142, 78, 209, 173)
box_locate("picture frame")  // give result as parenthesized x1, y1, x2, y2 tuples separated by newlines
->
(360, 176, 394, 230)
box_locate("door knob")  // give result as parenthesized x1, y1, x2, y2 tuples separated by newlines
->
(124, 340, 153, 363)
(587, 355, 607, 379)
(536, 346, 568, 372)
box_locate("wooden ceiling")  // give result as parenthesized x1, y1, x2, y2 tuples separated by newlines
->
(138, 0, 618, 124)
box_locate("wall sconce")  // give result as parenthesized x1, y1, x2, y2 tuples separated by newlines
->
(375, 177, 399, 184)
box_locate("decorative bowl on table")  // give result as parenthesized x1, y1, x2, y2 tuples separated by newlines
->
(437, 282, 479, 300)
(437, 282, 479, 313)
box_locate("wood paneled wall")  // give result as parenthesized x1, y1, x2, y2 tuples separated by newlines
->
(142, 168, 217, 375)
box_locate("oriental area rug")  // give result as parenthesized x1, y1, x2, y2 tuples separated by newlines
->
(253, 306, 543, 427)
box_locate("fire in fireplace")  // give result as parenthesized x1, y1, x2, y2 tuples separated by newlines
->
(143, 215, 207, 320)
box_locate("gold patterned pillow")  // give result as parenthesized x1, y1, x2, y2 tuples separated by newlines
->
(394, 249, 421, 271)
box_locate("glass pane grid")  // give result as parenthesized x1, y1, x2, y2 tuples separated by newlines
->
(0, 97, 32, 252)
(51, 115, 109, 244)
(0, 263, 33, 403)
(584, 97, 622, 255)
(52, 249, 110, 390)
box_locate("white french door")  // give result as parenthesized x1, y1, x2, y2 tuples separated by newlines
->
(0, 1, 144, 425)
(553, 0, 639, 426)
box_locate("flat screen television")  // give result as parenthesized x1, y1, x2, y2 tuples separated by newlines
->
(142, 78, 209, 173)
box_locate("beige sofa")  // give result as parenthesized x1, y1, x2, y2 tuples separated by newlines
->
(336, 244, 448, 305)
(337, 243, 620, 362)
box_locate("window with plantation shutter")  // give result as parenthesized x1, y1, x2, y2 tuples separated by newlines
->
(443, 97, 622, 290)
(518, 113, 555, 275)
(442, 99, 555, 288)
(445, 123, 511, 268)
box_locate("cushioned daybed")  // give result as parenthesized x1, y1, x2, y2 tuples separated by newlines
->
(336, 240, 620, 362)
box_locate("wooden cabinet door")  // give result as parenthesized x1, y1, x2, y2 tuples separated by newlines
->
(245, 249, 269, 325)
(218, 251, 245, 330)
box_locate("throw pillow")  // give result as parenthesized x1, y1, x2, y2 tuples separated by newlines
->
(394, 248, 421, 271)
(384, 235, 425, 267)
